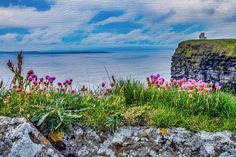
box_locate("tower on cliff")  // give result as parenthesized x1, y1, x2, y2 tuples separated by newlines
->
(199, 33, 207, 40)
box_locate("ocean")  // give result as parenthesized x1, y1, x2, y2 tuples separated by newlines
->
(0, 51, 173, 88)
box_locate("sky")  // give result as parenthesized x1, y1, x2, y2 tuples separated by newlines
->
(0, 0, 236, 51)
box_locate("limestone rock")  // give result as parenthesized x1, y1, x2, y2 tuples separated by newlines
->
(0, 116, 63, 157)
(1, 117, 235, 157)
(61, 126, 236, 157)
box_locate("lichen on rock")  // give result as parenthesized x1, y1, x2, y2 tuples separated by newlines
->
(1, 117, 236, 157)
(0, 116, 63, 157)
(61, 125, 236, 157)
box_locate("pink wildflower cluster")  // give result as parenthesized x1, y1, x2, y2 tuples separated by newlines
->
(25, 71, 76, 94)
(100, 81, 115, 95)
(147, 73, 171, 89)
(57, 79, 75, 93)
(100, 76, 116, 95)
(147, 74, 221, 95)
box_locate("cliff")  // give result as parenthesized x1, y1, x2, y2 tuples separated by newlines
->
(171, 39, 236, 88)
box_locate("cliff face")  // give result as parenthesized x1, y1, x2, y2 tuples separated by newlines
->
(171, 39, 236, 88)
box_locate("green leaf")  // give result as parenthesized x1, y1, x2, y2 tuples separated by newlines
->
(57, 109, 63, 122)
(64, 113, 82, 119)
(30, 114, 41, 122)
(55, 122, 62, 130)
(37, 112, 50, 126)
(64, 107, 90, 113)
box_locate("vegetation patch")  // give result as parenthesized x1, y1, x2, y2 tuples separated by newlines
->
(176, 39, 236, 57)
(0, 53, 236, 133)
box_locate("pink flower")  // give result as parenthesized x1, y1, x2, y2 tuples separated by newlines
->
(31, 74, 36, 79)
(28, 77, 33, 82)
(182, 77, 187, 82)
(106, 88, 112, 93)
(159, 77, 165, 82)
(70, 90, 76, 94)
(188, 79, 196, 84)
(48, 78, 54, 83)
(63, 81, 67, 86)
(197, 83, 203, 90)
(101, 82, 106, 87)
(68, 79, 73, 85)
(39, 78, 44, 82)
(45, 75, 50, 80)
(150, 74, 155, 80)
(16, 88, 22, 93)
(215, 83, 221, 90)
(44, 81, 49, 86)
(110, 83, 114, 88)
(33, 81, 38, 86)
(198, 80, 203, 84)
(57, 82, 62, 86)
(216, 86, 221, 90)
(204, 87, 212, 92)
(181, 84, 188, 90)
(176, 80, 181, 85)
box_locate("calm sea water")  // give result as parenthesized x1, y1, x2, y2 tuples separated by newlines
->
(0, 51, 173, 88)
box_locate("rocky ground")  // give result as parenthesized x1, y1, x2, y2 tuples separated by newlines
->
(0, 116, 236, 157)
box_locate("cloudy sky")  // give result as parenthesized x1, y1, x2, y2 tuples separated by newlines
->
(0, 0, 236, 51)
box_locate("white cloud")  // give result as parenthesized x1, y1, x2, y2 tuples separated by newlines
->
(0, 0, 236, 51)
(80, 29, 153, 45)
(0, 33, 18, 42)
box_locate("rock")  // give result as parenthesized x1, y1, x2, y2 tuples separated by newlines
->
(1, 117, 236, 157)
(0, 116, 63, 157)
(61, 126, 236, 157)
(171, 39, 236, 90)
(61, 124, 105, 157)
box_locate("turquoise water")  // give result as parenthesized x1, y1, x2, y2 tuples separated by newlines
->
(0, 51, 173, 88)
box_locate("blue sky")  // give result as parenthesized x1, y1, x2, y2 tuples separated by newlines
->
(0, 0, 236, 51)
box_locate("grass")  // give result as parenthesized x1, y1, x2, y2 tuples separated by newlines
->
(0, 53, 236, 133)
(176, 39, 236, 57)
(0, 79, 235, 133)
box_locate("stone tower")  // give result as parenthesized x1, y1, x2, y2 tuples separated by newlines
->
(199, 33, 207, 40)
